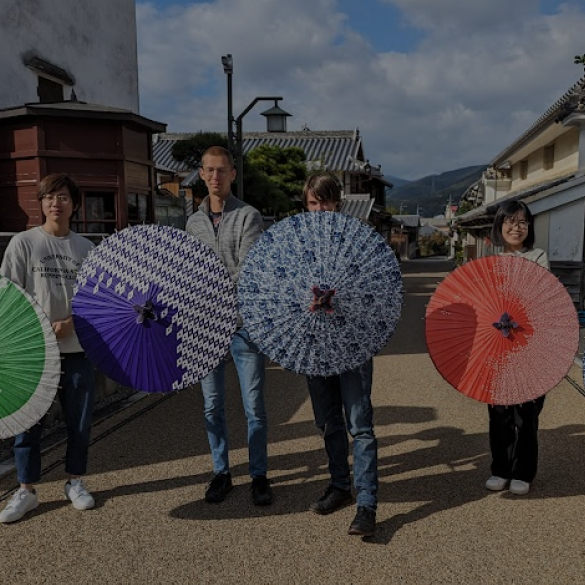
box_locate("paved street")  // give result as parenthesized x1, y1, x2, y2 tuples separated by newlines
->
(1, 258, 584, 584)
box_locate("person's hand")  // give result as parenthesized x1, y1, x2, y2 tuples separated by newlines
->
(52, 316, 74, 339)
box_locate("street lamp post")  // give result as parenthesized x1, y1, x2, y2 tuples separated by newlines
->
(234, 97, 288, 201)
(221, 55, 290, 201)
(221, 54, 234, 152)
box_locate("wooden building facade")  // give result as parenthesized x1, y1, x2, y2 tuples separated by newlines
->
(0, 102, 165, 239)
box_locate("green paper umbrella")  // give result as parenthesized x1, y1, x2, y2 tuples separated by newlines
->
(0, 276, 61, 438)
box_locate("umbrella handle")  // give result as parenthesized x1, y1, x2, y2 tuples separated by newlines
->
(492, 312, 518, 338)
(309, 286, 336, 314)
(133, 300, 158, 324)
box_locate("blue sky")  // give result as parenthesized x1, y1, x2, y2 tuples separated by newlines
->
(136, 0, 585, 180)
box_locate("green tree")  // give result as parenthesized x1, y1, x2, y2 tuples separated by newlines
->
(171, 132, 229, 202)
(574, 54, 585, 71)
(171, 134, 303, 214)
(419, 231, 447, 256)
(240, 157, 290, 215)
(247, 145, 307, 209)
(455, 200, 475, 216)
(171, 131, 228, 169)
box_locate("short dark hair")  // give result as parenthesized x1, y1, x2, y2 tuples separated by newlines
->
(201, 146, 234, 168)
(301, 172, 342, 210)
(37, 174, 81, 208)
(490, 200, 535, 249)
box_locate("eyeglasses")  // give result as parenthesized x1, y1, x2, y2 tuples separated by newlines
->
(503, 218, 530, 230)
(201, 167, 232, 177)
(42, 194, 70, 203)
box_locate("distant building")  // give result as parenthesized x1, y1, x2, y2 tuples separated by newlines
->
(457, 75, 585, 307)
(152, 128, 392, 225)
(391, 215, 421, 259)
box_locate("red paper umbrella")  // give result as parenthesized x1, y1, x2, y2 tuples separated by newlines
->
(426, 255, 579, 405)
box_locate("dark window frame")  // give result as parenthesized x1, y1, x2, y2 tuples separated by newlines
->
(72, 190, 117, 234)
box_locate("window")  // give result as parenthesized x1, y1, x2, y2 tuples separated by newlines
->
(543, 144, 555, 170)
(520, 160, 528, 180)
(72, 191, 116, 234)
(155, 206, 185, 229)
(128, 192, 149, 224)
(25, 56, 72, 103)
(37, 76, 64, 102)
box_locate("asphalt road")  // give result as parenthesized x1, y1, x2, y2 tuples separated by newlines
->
(1, 257, 584, 585)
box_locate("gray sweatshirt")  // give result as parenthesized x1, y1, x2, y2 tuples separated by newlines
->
(186, 192, 263, 285)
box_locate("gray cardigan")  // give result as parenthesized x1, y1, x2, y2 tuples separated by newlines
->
(185, 193, 263, 286)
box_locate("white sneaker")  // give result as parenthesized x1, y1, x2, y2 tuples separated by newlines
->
(0, 488, 39, 523)
(64, 479, 95, 510)
(485, 476, 509, 491)
(509, 479, 530, 496)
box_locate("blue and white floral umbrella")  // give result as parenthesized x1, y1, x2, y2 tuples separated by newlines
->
(238, 212, 403, 376)
(72, 225, 237, 393)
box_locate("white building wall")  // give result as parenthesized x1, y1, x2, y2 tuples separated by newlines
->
(0, 0, 139, 112)
(547, 200, 584, 262)
(533, 211, 549, 253)
(554, 128, 579, 175)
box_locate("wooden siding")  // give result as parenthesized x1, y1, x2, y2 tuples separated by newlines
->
(0, 113, 159, 232)
(550, 261, 584, 309)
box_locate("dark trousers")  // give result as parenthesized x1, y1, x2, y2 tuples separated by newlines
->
(14, 353, 95, 484)
(487, 395, 545, 483)
(307, 360, 378, 510)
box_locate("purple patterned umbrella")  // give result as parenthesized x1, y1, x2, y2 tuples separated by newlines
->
(72, 225, 237, 392)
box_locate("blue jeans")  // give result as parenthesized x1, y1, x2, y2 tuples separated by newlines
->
(200, 328, 267, 478)
(307, 359, 378, 510)
(14, 353, 95, 484)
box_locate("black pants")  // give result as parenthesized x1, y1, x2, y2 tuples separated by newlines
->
(487, 395, 545, 483)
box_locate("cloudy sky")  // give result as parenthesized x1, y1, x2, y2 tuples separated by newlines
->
(136, 0, 585, 180)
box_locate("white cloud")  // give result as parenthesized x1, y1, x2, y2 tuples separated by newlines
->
(137, 0, 585, 179)
(380, 0, 537, 34)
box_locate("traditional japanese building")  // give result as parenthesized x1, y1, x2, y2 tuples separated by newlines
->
(457, 75, 585, 307)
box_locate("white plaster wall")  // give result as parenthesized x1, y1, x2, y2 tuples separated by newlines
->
(533, 210, 549, 253)
(547, 199, 584, 262)
(509, 127, 579, 192)
(0, 0, 139, 112)
(554, 127, 579, 175)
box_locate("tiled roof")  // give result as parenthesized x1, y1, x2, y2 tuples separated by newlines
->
(341, 197, 375, 220)
(242, 130, 364, 172)
(393, 215, 421, 228)
(490, 75, 585, 166)
(153, 136, 192, 173)
(153, 129, 367, 174)
(419, 224, 444, 237)
(457, 172, 577, 225)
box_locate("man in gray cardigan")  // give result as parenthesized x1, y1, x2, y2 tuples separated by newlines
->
(186, 146, 272, 506)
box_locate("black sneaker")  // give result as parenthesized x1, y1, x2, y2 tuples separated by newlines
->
(251, 475, 273, 506)
(309, 485, 353, 515)
(205, 473, 233, 503)
(348, 506, 376, 537)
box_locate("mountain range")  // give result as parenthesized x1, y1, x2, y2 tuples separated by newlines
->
(385, 165, 486, 217)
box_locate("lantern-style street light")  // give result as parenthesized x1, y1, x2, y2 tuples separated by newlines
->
(221, 55, 291, 200)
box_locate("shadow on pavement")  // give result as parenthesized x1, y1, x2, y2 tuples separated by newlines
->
(368, 423, 585, 545)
